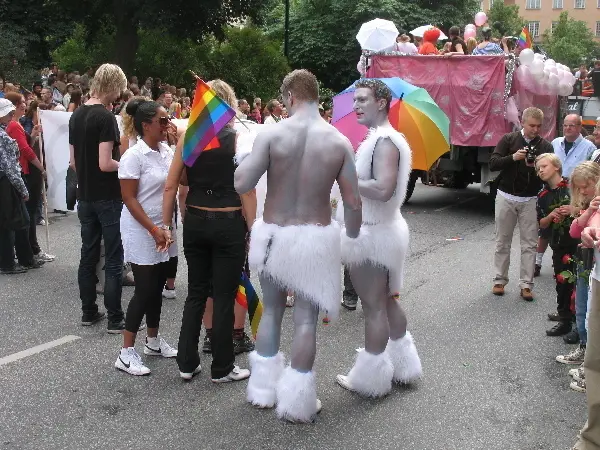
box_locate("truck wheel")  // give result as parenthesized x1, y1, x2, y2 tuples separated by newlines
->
(404, 172, 419, 203)
(444, 172, 469, 190)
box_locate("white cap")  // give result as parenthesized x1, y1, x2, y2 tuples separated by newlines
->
(0, 98, 16, 118)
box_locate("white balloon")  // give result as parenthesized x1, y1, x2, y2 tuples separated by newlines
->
(558, 82, 571, 96)
(548, 66, 558, 75)
(534, 53, 545, 61)
(570, 74, 577, 86)
(549, 72, 559, 86)
(545, 58, 556, 66)
(530, 59, 544, 75)
(519, 48, 535, 66)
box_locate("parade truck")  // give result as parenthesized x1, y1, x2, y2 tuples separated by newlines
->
(365, 53, 561, 201)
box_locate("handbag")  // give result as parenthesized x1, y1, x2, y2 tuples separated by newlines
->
(66, 166, 77, 210)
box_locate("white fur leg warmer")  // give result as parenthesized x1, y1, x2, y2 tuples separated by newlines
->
(247, 351, 285, 408)
(386, 331, 422, 383)
(276, 366, 318, 423)
(346, 350, 393, 398)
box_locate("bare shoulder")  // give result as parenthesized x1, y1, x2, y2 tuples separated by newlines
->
(320, 124, 353, 155)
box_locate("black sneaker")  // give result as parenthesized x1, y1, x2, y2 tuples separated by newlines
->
(81, 311, 106, 326)
(563, 329, 580, 344)
(546, 321, 572, 337)
(341, 296, 358, 311)
(107, 320, 125, 334)
(534, 264, 541, 277)
(202, 335, 212, 354)
(234, 332, 255, 355)
(547, 312, 561, 322)
(0, 265, 28, 274)
(22, 260, 45, 269)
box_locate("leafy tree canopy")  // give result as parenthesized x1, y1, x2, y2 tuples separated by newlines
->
(486, 2, 527, 38)
(542, 12, 600, 68)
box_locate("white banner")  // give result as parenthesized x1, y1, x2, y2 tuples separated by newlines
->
(39, 110, 71, 211)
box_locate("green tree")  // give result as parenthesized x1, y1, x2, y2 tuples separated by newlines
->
(284, 0, 479, 92)
(203, 26, 290, 102)
(486, 2, 526, 38)
(51, 0, 269, 75)
(542, 12, 600, 68)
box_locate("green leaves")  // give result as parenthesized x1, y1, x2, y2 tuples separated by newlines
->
(487, 2, 527, 38)
(542, 12, 600, 68)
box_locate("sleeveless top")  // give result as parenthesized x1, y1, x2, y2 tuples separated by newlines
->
(450, 37, 466, 53)
(354, 127, 412, 224)
(185, 126, 241, 208)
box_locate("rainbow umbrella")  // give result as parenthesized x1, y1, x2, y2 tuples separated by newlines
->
(331, 77, 450, 171)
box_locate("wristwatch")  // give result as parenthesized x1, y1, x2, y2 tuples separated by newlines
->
(162, 224, 173, 231)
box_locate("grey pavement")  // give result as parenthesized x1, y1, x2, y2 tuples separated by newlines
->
(0, 183, 586, 450)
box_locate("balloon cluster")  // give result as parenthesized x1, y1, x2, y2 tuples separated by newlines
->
(516, 49, 576, 97)
(463, 11, 487, 40)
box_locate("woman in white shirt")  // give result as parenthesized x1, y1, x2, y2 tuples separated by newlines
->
(114, 98, 178, 376)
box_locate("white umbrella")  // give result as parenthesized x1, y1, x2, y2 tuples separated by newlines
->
(410, 25, 448, 40)
(356, 18, 399, 51)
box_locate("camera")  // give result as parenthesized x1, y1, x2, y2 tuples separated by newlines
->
(525, 145, 537, 165)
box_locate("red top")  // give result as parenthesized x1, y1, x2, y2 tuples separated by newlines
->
(418, 42, 438, 55)
(6, 120, 36, 175)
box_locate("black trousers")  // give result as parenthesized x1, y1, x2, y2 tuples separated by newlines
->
(552, 245, 577, 322)
(125, 261, 169, 333)
(23, 172, 42, 255)
(177, 208, 247, 378)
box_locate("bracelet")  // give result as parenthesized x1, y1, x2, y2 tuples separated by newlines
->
(162, 224, 173, 231)
(149, 225, 160, 236)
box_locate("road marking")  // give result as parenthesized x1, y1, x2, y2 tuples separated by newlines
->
(0, 335, 81, 367)
(434, 197, 477, 212)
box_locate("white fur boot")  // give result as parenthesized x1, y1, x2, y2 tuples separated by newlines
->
(276, 366, 318, 423)
(386, 331, 422, 383)
(337, 349, 393, 397)
(247, 351, 285, 408)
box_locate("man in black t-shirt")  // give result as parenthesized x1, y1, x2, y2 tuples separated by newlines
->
(68, 63, 127, 332)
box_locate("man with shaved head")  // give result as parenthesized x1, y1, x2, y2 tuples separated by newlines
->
(552, 114, 597, 178)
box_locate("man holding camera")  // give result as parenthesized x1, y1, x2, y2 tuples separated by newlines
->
(489, 107, 553, 301)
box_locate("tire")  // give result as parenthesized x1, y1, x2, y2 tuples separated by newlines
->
(443, 172, 469, 190)
(404, 171, 419, 203)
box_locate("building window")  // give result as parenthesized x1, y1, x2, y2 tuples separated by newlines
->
(551, 21, 559, 32)
(528, 21, 540, 37)
(553, 0, 563, 7)
(596, 21, 600, 37)
(574, 0, 585, 8)
(526, 0, 541, 8)
(489, 0, 495, 7)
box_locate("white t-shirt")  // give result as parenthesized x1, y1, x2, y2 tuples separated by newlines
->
(263, 115, 281, 125)
(118, 140, 178, 265)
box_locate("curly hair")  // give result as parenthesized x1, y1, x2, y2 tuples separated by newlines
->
(354, 79, 393, 112)
(570, 161, 600, 211)
(90, 63, 127, 98)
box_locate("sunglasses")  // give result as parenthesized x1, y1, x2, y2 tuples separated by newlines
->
(158, 116, 171, 127)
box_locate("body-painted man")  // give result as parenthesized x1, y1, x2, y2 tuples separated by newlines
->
(234, 69, 362, 422)
(336, 79, 422, 397)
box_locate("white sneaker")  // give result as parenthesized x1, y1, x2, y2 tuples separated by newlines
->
(162, 287, 176, 299)
(144, 335, 177, 358)
(115, 347, 151, 376)
(180, 364, 202, 381)
(286, 296, 295, 307)
(211, 365, 250, 383)
(36, 251, 55, 262)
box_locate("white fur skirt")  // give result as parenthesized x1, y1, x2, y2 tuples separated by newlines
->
(341, 218, 409, 296)
(249, 218, 341, 318)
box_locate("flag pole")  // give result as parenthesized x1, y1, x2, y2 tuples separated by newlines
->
(188, 70, 250, 132)
(37, 107, 50, 252)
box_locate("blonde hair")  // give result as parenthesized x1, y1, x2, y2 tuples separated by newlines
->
(466, 37, 477, 54)
(207, 79, 242, 120)
(121, 95, 149, 138)
(522, 107, 544, 123)
(570, 161, 600, 211)
(535, 153, 562, 175)
(90, 63, 127, 98)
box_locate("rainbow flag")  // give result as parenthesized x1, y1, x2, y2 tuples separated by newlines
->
(517, 26, 533, 49)
(183, 78, 236, 167)
(236, 272, 263, 339)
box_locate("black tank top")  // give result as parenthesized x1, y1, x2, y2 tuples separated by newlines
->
(185, 126, 242, 208)
(451, 37, 466, 53)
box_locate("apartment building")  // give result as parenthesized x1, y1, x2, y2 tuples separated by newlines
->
(481, 0, 600, 41)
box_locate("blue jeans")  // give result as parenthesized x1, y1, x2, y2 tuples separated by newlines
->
(77, 200, 124, 323)
(576, 270, 589, 345)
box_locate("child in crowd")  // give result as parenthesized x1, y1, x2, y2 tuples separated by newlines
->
(560, 161, 600, 393)
(535, 154, 579, 337)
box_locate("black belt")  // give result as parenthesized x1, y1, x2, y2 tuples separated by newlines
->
(185, 207, 243, 219)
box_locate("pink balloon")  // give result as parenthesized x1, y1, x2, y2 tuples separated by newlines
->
(464, 28, 476, 40)
(475, 12, 487, 27)
(465, 24, 476, 31)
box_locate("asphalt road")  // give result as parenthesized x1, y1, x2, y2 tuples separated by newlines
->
(0, 183, 586, 450)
